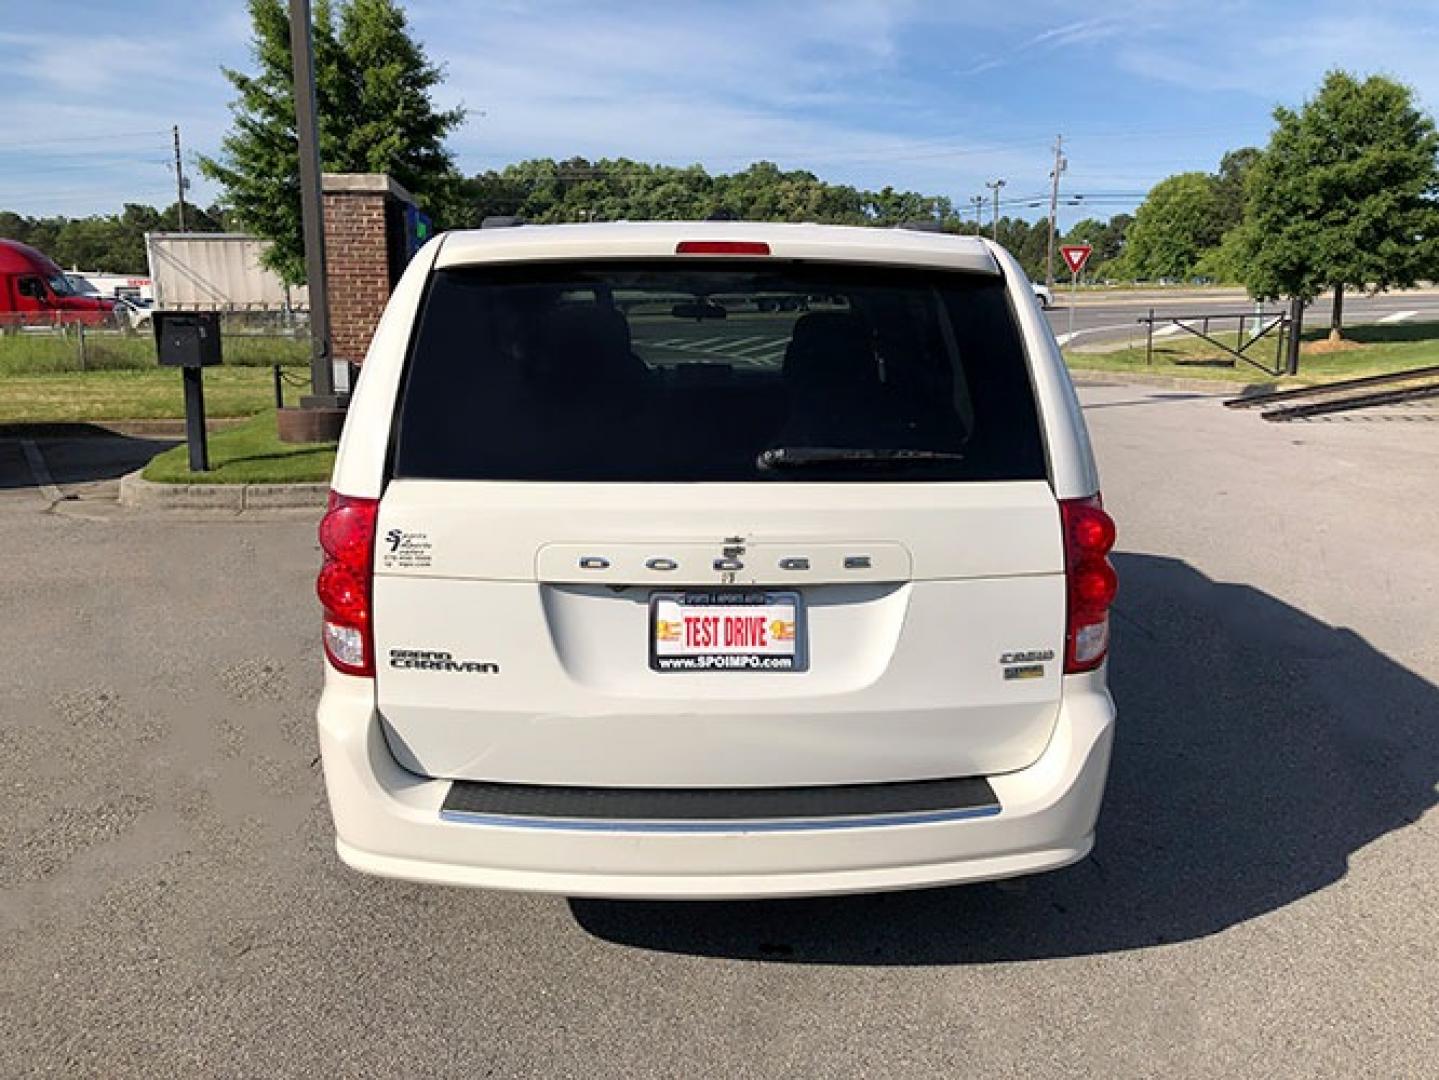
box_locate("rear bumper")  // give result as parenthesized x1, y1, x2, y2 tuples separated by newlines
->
(316, 673, 1115, 900)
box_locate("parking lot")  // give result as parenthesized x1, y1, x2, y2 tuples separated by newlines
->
(3, 382, 1437, 1078)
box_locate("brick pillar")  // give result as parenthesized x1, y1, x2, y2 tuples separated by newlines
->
(321, 173, 416, 366)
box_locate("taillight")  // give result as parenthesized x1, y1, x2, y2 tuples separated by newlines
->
(674, 240, 771, 255)
(1060, 495, 1118, 673)
(317, 491, 378, 676)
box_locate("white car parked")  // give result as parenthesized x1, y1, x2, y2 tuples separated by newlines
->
(315, 222, 1117, 899)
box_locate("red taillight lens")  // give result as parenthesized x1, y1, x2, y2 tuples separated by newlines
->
(1060, 495, 1118, 673)
(317, 491, 378, 676)
(674, 240, 771, 255)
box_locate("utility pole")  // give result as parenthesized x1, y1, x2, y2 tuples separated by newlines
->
(985, 179, 1006, 242)
(289, 0, 337, 406)
(172, 125, 188, 233)
(1045, 134, 1066, 290)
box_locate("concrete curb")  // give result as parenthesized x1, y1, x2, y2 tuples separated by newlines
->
(1071, 370, 1251, 394)
(118, 469, 328, 511)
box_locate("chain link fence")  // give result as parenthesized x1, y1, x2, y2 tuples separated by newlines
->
(0, 310, 310, 374)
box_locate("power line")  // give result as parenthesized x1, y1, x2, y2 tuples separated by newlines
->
(700, 123, 1247, 167)
(0, 158, 172, 175)
(0, 130, 169, 150)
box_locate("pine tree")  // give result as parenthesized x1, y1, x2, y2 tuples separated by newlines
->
(334, 0, 464, 209)
(199, 0, 463, 284)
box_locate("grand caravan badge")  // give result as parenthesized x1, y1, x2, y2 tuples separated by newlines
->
(389, 649, 498, 674)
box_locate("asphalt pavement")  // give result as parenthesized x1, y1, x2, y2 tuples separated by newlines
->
(3, 392, 1438, 1078)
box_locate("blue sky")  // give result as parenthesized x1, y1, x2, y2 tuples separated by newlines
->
(3, 0, 1438, 228)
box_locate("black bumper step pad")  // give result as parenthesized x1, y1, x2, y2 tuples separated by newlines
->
(441, 774, 998, 823)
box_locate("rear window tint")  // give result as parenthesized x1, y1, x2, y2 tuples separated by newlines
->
(392, 261, 1046, 482)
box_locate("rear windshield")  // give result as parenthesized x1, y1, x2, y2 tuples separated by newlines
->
(392, 261, 1046, 482)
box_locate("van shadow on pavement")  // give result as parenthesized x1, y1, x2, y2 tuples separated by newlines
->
(0, 424, 175, 491)
(570, 552, 1439, 963)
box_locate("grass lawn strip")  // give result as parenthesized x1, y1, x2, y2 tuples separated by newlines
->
(1064, 321, 1439, 385)
(0, 368, 289, 423)
(142, 409, 335, 484)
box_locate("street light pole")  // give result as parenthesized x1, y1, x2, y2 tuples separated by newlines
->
(289, 0, 337, 406)
(986, 179, 1006, 243)
(970, 195, 984, 235)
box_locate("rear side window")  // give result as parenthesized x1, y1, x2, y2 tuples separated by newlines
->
(392, 261, 1046, 482)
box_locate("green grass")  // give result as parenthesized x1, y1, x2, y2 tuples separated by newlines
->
(0, 367, 292, 423)
(0, 330, 308, 375)
(142, 409, 336, 484)
(1064, 321, 1439, 385)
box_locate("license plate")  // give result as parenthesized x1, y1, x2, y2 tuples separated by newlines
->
(650, 591, 805, 672)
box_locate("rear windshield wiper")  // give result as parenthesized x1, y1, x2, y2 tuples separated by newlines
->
(757, 446, 966, 470)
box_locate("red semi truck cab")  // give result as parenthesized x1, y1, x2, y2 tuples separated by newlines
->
(0, 239, 116, 328)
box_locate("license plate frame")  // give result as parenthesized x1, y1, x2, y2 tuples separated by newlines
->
(649, 590, 807, 673)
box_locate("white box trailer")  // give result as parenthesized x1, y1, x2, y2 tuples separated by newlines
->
(144, 232, 308, 311)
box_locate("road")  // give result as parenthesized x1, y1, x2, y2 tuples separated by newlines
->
(612, 289, 1439, 371)
(3, 394, 1439, 1078)
(615, 290, 1439, 365)
(1045, 287, 1439, 348)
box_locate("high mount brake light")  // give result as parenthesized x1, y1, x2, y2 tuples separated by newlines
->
(674, 240, 772, 255)
(317, 491, 379, 676)
(1060, 496, 1118, 673)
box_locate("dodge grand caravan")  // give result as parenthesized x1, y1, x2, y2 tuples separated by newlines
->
(315, 222, 1117, 899)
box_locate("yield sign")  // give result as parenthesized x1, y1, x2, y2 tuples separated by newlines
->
(1060, 244, 1093, 274)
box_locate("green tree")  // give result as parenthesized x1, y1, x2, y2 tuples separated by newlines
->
(1064, 214, 1131, 269)
(333, 0, 465, 217)
(200, 0, 463, 284)
(1239, 70, 1439, 340)
(1122, 172, 1223, 280)
(993, 217, 1050, 282)
(199, 0, 317, 283)
(1212, 147, 1261, 233)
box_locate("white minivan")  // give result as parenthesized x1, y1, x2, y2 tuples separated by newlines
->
(315, 222, 1117, 899)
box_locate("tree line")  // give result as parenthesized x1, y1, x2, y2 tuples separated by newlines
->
(0, 174, 1077, 285)
(460, 157, 1076, 279)
(0, 203, 228, 276)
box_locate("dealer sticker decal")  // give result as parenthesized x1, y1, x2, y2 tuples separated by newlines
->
(381, 528, 432, 569)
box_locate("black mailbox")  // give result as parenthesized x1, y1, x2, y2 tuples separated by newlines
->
(153, 311, 223, 367)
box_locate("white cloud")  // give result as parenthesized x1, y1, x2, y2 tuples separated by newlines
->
(1112, 6, 1439, 110)
(4, 0, 1439, 221)
(418, 1, 994, 183)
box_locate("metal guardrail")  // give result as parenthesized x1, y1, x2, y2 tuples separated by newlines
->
(1137, 308, 1291, 376)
